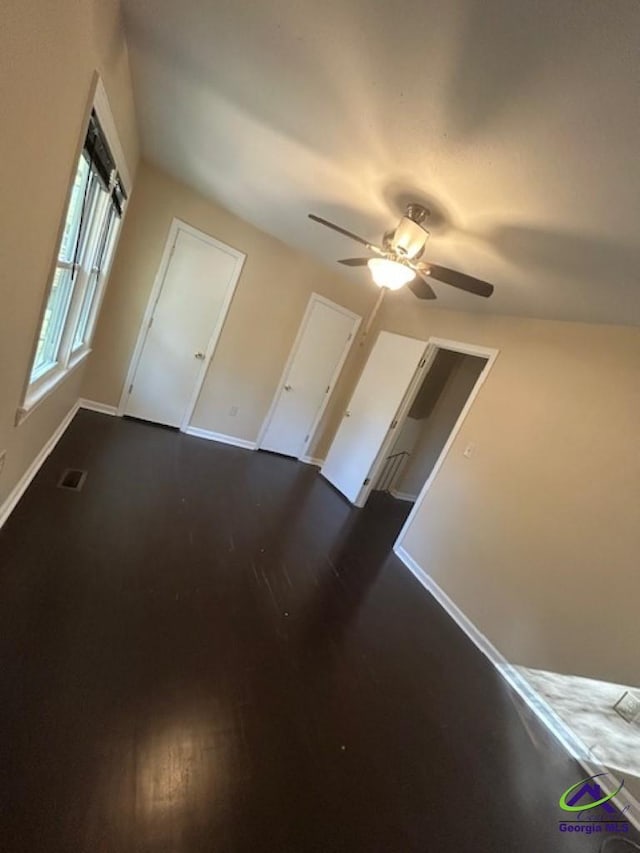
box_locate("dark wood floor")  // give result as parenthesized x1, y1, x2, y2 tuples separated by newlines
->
(0, 410, 634, 852)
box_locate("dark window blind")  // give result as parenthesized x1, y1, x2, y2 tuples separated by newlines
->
(85, 110, 127, 216)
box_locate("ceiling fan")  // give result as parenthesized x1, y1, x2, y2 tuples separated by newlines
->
(308, 204, 494, 300)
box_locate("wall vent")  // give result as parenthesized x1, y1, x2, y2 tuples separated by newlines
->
(57, 469, 87, 492)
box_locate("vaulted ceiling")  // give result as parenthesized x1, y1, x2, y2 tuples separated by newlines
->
(121, 0, 640, 325)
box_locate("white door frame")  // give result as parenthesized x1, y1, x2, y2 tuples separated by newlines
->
(353, 336, 499, 508)
(118, 218, 246, 430)
(257, 292, 361, 459)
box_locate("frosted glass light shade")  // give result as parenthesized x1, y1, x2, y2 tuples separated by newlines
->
(367, 258, 415, 290)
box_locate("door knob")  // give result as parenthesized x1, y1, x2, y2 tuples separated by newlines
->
(284, 384, 292, 391)
(345, 410, 352, 417)
(194, 351, 205, 360)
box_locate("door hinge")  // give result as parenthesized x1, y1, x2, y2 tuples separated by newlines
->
(390, 419, 398, 429)
(148, 316, 154, 329)
(363, 477, 371, 486)
(419, 358, 426, 368)
(128, 383, 133, 394)
(347, 332, 353, 341)
(325, 385, 330, 394)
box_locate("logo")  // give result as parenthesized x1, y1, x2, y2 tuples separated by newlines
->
(560, 774, 624, 813)
(558, 774, 631, 836)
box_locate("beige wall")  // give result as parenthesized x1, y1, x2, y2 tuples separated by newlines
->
(0, 0, 139, 507)
(81, 161, 377, 451)
(381, 295, 640, 686)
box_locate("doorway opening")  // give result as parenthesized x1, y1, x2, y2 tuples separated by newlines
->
(321, 332, 498, 513)
(371, 349, 487, 506)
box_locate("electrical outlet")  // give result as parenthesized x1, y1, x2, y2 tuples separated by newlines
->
(613, 690, 640, 724)
(0, 450, 6, 476)
(229, 406, 239, 417)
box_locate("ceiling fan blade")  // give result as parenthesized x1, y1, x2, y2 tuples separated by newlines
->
(338, 257, 371, 266)
(408, 275, 437, 300)
(308, 214, 373, 248)
(424, 263, 494, 298)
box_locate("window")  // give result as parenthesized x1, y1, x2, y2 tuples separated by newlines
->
(23, 105, 127, 414)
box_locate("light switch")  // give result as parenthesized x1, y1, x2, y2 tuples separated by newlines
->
(463, 443, 475, 459)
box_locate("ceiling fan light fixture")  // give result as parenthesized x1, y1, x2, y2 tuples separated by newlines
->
(367, 258, 415, 290)
(308, 209, 495, 299)
(392, 216, 428, 259)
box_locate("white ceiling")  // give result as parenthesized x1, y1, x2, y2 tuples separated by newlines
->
(121, 0, 640, 325)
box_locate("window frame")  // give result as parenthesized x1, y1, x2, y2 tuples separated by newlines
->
(71, 198, 119, 354)
(17, 75, 131, 425)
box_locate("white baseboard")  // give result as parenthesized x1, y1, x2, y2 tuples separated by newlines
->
(184, 426, 257, 450)
(394, 544, 506, 669)
(78, 398, 119, 416)
(300, 455, 324, 467)
(393, 543, 640, 831)
(0, 400, 80, 529)
(389, 488, 417, 502)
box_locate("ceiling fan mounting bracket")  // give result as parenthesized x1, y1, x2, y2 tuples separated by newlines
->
(405, 203, 430, 225)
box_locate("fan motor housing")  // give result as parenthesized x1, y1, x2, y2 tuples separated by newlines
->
(392, 215, 429, 258)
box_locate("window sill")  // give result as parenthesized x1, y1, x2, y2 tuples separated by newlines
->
(16, 348, 92, 426)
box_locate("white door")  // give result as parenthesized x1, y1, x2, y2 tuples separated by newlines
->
(124, 223, 244, 427)
(321, 331, 426, 504)
(260, 295, 360, 458)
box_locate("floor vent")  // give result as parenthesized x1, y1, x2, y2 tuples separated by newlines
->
(57, 469, 88, 492)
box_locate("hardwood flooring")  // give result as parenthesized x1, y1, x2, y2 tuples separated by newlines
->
(0, 410, 634, 852)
